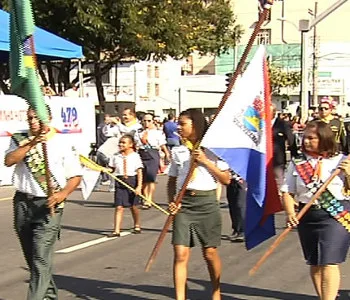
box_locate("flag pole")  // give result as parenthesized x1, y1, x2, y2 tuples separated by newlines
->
(29, 35, 55, 216)
(144, 7, 271, 272)
(249, 165, 346, 276)
(79, 155, 170, 215)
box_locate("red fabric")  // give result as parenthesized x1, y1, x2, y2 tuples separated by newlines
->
(263, 56, 283, 222)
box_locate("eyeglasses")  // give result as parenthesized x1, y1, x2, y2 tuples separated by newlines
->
(319, 107, 329, 111)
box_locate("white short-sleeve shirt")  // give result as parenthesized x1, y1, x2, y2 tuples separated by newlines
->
(5, 133, 83, 197)
(281, 154, 348, 203)
(136, 128, 166, 149)
(118, 122, 142, 136)
(109, 152, 143, 176)
(168, 145, 229, 192)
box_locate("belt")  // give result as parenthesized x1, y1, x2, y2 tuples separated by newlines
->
(299, 202, 322, 210)
(17, 191, 46, 201)
(184, 189, 216, 197)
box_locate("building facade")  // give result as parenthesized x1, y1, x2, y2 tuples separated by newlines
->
(215, 0, 350, 115)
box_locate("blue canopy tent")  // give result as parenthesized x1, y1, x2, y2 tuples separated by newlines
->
(0, 9, 83, 61)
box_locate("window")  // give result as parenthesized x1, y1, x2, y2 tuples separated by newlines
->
(147, 83, 151, 96)
(155, 83, 160, 96)
(155, 66, 160, 78)
(147, 65, 152, 78)
(257, 29, 271, 45)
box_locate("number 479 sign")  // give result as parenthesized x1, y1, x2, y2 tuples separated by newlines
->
(61, 106, 79, 128)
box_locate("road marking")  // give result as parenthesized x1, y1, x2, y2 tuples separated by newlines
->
(0, 197, 12, 202)
(55, 231, 131, 254)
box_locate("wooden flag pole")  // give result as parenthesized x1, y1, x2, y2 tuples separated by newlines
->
(79, 155, 170, 215)
(29, 36, 55, 215)
(249, 167, 343, 276)
(145, 8, 271, 273)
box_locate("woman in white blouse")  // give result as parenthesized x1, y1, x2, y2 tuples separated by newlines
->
(281, 120, 350, 300)
(168, 109, 230, 300)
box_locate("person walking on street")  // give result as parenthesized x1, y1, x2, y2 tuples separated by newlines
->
(163, 113, 180, 151)
(137, 113, 170, 209)
(96, 113, 113, 185)
(107, 134, 143, 237)
(226, 171, 247, 243)
(168, 108, 231, 300)
(4, 106, 82, 300)
(317, 97, 347, 154)
(119, 107, 142, 137)
(271, 103, 297, 189)
(281, 120, 350, 300)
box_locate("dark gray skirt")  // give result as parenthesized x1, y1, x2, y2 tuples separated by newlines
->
(114, 176, 140, 207)
(298, 201, 350, 265)
(172, 190, 221, 248)
(139, 149, 160, 183)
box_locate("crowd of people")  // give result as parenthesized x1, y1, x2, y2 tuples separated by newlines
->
(4, 97, 350, 300)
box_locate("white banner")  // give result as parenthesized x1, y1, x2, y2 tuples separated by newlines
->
(0, 95, 96, 185)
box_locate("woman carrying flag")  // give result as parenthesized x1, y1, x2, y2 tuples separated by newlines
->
(168, 109, 231, 300)
(281, 120, 350, 300)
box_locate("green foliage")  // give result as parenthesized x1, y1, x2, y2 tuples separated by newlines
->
(6, 0, 241, 61)
(2, 0, 242, 101)
(268, 63, 301, 96)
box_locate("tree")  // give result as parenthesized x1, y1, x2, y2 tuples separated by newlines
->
(268, 63, 301, 97)
(2, 0, 243, 102)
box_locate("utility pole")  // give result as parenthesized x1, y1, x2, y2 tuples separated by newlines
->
(300, 21, 310, 122)
(114, 63, 118, 102)
(312, 2, 319, 108)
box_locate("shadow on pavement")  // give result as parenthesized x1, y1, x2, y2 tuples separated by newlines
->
(55, 275, 173, 300)
(53, 274, 334, 300)
(61, 225, 108, 235)
(188, 278, 317, 300)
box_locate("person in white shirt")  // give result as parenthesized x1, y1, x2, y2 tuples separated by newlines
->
(4, 106, 82, 300)
(281, 120, 350, 300)
(107, 134, 143, 237)
(118, 107, 142, 137)
(167, 108, 230, 300)
(136, 113, 170, 209)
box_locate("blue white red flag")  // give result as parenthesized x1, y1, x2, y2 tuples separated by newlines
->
(201, 46, 282, 249)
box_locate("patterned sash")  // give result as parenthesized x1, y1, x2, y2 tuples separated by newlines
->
(294, 159, 350, 232)
(12, 133, 61, 195)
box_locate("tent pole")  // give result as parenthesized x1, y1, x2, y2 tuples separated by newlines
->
(78, 59, 83, 97)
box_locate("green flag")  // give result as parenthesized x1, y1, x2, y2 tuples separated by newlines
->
(9, 0, 49, 124)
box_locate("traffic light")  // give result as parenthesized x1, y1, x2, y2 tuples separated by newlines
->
(225, 73, 233, 88)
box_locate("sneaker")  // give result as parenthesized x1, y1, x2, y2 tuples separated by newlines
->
(230, 232, 239, 242)
(233, 232, 245, 243)
(101, 180, 111, 186)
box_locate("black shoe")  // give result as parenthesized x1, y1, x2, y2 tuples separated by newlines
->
(132, 227, 142, 234)
(231, 232, 245, 243)
(107, 232, 120, 238)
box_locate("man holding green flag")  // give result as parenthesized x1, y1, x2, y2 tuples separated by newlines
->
(7, 1, 83, 299)
(9, 0, 49, 124)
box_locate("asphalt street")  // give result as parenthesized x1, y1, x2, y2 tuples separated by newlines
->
(0, 176, 349, 300)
